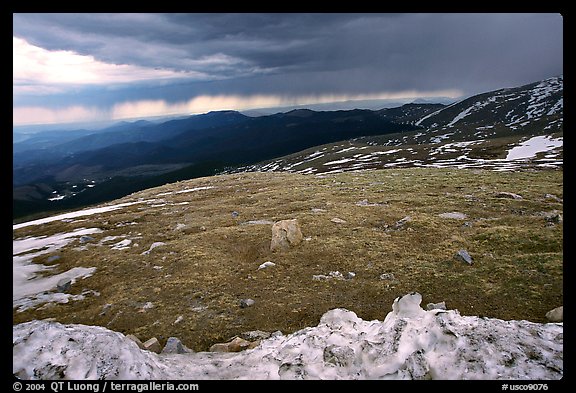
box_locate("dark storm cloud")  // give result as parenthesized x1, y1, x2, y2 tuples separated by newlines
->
(13, 13, 563, 109)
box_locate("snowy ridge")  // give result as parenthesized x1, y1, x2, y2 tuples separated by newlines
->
(13, 293, 562, 380)
(416, 76, 563, 131)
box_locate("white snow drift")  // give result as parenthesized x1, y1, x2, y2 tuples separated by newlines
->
(13, 293, 562, 380)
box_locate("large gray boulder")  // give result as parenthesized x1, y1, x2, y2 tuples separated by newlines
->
(270, 219, 303, 252)
(546, 306, 563, 322)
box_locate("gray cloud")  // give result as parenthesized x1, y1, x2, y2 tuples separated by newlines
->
(13, 13, 563, 111)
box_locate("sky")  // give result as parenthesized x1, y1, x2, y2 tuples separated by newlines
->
(13, 13, 563, 127)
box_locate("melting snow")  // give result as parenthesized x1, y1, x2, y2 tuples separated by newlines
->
(13, 293, 562, 380)
(505, 135, 563, 161)
(13, 228, 101, 311)
(13, 201, 145, 230)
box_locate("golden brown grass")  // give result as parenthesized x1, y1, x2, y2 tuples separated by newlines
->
(13, 168, 563, 351)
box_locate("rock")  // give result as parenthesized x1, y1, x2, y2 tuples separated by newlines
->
(240, 298, 255, 308)
(79, 236, 95, 243)
(241, 220, 274, 225)
(426, 301, 447, 311)
(99, 303, 112, 316)
(228, 337, 251, 352)
(161, 337, 190, 354)
(258, 261, 276, 270)
(248, 340, 261, 350)
(311, 208, 327, 213)
(126, 335, 145, 350)
(56, 278, 72, 293)
(240, 330, 271, 341)
(455, 249, 473, 265)
(356, 199, 381, 207)
(208, 343, 229, 352)
(270, 219, 303, 252)
(209, 337, 251, 353)
(323, 344, 355, 367)
(495, 192, 523, 200)
(546, 306, 563, 322)
(142, 337, 162, 354)
(231, 211, 240, 218)
(438, 212, 467, 220)
(394, 216, 412, 229)
(141, 242, 166, 255)
(331, 218, 347, 224)
(46, 255, 61, 263)
(545, 193, 563, 203)
(345, 272, 356, 279)
(546, 213, 563, 225)
(313, 271, 346, 281)
(380, 273, 396, 281)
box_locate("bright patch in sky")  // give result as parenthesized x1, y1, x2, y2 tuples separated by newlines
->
(13, 90, 462, 125)
(13, 37, 203, 92)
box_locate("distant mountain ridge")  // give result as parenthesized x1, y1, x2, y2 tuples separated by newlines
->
(13, 76, 563, 221)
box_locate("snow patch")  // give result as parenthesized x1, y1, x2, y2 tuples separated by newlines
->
(505, 135, 563, 161)
(13, 293, 562, 380)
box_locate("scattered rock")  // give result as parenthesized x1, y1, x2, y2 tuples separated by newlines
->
(438, 212, 467, 220)
(173, 315, 184, 324)
(426, 301, 447, 311)
(99, 303, 112, 316)
(231, 211, 240, 218)
(331, 218, 347, 224)
(537, 211, 563, 226)
(345, 272, 356, 279)
(138, 302, 154, 313)
(174, 223, 187, 231)
(210, 337, 251, 353)
(208, 342, 230, 352)
(393, 216, 412, 230)
(356, 199, 381, 207)
(126, 334, 145, 350)
(240, 330, 271, 341)
(546, 306, 563, 322)
(79, 236, 95, 244)
(495, 192, 523, 200)
(313, 271, 346, 281)
(142, 337, 162, 353)
(241, 220, 275, 225)
(258, 261, 276, 270)
(270, 219, 303, 252)
(311, 208, 327, 213)
(56, 278, 72, 293)
(141, 242, 166, 255)
(46, 255, 61, 263)
(240, 299, 255, 308)
(462, 221, 473, 228)
(161, 337, 191, 354)
(379, 273, 396, 281)
(455, 249, 473, 265)
(545, 194, 563, 203)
